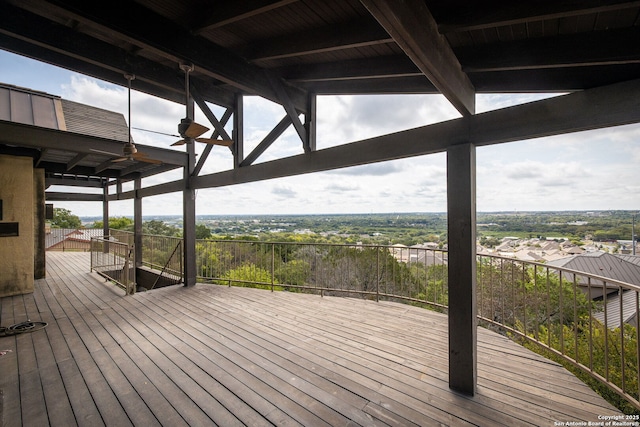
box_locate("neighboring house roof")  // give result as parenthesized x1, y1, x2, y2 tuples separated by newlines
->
(45, 228, 103, 249)
(617, 254, 640, 267)
(61, 99, 130, 142)
(548, 251, 640, 287)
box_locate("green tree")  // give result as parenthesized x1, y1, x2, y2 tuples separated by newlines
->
(92, 216, 134, 230)
(196, 224, 212, 239)
(50, 208, 81, 228)
(143, 220, 179, 236)
(222, 264, 275, 290)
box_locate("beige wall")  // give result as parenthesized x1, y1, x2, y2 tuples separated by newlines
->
(0, 154, 34, 296)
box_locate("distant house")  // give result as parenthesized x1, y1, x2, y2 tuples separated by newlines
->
(46, 228, 103, 251)
(548, 251, 640, 328)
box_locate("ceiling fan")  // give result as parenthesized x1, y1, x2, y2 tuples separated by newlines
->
(91, 74, 162, 164)
(171, 63, 234, 147)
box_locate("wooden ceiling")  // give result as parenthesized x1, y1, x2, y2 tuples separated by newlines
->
(1, 0, 638, 117)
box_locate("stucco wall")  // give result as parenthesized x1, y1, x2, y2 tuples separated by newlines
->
(0, 154, 34, 296)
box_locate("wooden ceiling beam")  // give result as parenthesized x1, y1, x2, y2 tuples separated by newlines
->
(279, 55, 421, 82)
(187, 78, 640, 191)
(193, 0, 298, 33)
(247, 18, 392, 62)
(361, 0, 475, 116)
(458, 27, 640, 72)
(39, 0, 308, 112)
(438, 0, 640, 33)
(0, 5, 236, 107)
(0, 121, 188, 166)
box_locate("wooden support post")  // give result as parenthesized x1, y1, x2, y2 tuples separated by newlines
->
(234, 93, 244, 169)
(134, 175, 142, 269)
(446, 142, 477, 395)
(305, 93, 317, 153)
(183, 96, 197, 287)
(102, 182, 109, 238)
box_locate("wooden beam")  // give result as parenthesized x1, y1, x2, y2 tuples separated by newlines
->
(192, 108, 233, 177)
(305, 93, 316, 153)
(279, 55, 421, 83)
(234, 94, 244, 169)
(191, 78, 640, 189)
(438, 0, 640, 33)
(0, 4, 234, 107)
(192, 91, 233, 141)
(247, 18, 392, 62)
(45, 177, 104, 188)
(193, 0, 297, 32)
(45, 191, 103, 202)
(240, 115, 292, 167)
(447, 142, 477, 395)
(42, 0, 308, 112)
(458, 27, 640, 72)
(115, 78, 640, 200)
(66, 152, 89, 171)
(360, 0, 475, 116)
(0, 121, 188, 166)
(266, 71, 307, 146)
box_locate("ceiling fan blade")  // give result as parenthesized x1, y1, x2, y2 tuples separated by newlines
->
(133, 153, 162, 164)
(184, 121, 209, 139)
(195, 138, 234, 147)
(112, 157, 130, 163)
(171, 139, 187, 146)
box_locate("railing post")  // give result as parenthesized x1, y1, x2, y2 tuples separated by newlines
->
(271, 243, 275, 292)
(376, 246, 380, 302)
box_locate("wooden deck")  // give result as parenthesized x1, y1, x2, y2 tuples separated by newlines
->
(0, 252, 621, 426)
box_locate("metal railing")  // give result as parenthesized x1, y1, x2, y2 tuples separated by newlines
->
(193, 239, 640, 411)
(141, 233, 183, 286)
(87, 233, 640, 410)
(476, 253, 640, 412)
(109, 229, 183, 287)
(90, 236, 135, 295)
(195, 240, 448, 306)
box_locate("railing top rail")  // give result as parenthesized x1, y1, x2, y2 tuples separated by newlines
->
(478, 252, 640, 292)
(203, 238, 448, 251)
(91, 236, 131, 247)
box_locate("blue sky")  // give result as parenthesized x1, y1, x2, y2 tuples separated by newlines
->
(1, 50, 639, 217)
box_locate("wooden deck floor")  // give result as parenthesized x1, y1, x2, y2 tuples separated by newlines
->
(0, 252, 621, 426)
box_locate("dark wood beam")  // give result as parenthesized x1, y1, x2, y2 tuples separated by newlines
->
(192, 78, 640, 188)
(266, 71, 307, 146)
(192, 108, 234, 177)
(297, 76, 438, 95)
(437, 0, 640, 33)
(279, 55, 421, 83)
(0, 4, 236, 107)
(45, 191, 103, 202)
(360, 0, 475, 116)
(246, 18, 392, 62)
(0, 121, 188, 166)
(66, 152, 88, 171)
(41, 0, 308, 112)
(193, 0, 298, 32)
(240, 115, 292, 167)
(45, 177, 104, 188)
(119, 78, 640, 199)
(458, 27, 640, 72)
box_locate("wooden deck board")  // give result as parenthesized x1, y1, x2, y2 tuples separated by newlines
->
(0, 252, 625, 426)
